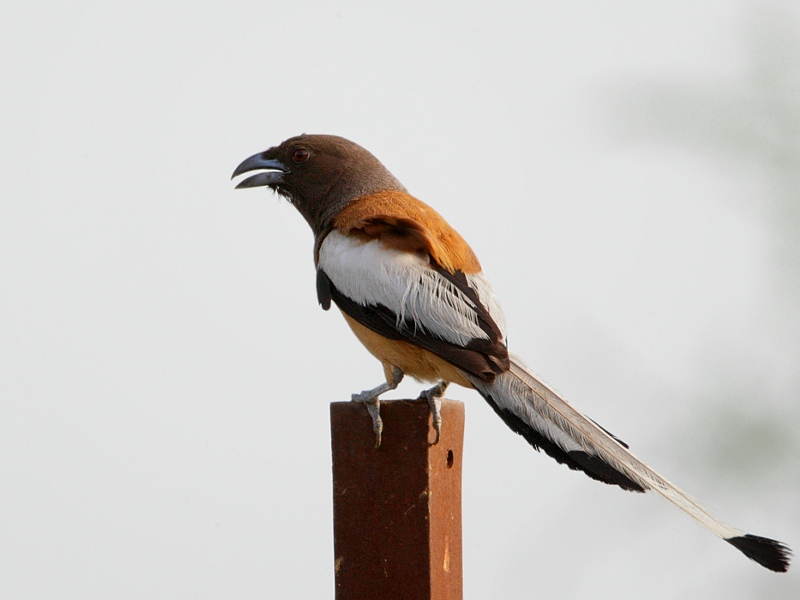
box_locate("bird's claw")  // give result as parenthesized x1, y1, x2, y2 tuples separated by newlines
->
(418, 381, 448, 445)
(350, 368, 403, 448)
(351, 393, 383, 447)
(429, 396, 442, 445)
(365, 400, 383, 448)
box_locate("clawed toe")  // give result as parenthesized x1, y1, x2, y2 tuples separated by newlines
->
(350, 368, 404, 448)
(418, 381, 448, 445)
(365, 401, 383, 448)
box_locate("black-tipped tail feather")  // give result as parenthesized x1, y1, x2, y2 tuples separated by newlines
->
(469, 357, 791, 572)
(726, 535, 792, 573)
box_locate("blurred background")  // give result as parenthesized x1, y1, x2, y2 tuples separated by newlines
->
(1, 1, 798, 598)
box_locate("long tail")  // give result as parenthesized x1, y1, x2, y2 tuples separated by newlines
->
(467, 355, 791, 573)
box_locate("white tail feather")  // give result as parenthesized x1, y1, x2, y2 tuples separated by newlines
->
(473, 355, 743, 541)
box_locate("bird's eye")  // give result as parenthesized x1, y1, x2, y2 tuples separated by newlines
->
(292, 148, 310, 163)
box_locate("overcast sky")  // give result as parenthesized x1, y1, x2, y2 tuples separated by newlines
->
(2, 2, 798, 598)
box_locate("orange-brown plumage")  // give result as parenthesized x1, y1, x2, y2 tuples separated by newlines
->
(341, 314, 474, 388)
(332, 190, 482, 274)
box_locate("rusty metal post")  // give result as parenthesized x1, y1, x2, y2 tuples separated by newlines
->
(330, 398, 464, 600)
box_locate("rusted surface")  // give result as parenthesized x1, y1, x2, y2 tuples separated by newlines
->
(331, 399, 464, 600)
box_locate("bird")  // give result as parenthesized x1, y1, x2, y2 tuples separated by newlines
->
(232, 133, 791, 573)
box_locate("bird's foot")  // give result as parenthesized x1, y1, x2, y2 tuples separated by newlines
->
(417, 381, 448, 445)
(351, 368, 403, 448)
(351, 395, 382, 448)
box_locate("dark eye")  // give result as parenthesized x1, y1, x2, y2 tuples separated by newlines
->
(292, 148, 310, 163)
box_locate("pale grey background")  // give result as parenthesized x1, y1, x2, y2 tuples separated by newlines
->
(1, 1, 798, 598)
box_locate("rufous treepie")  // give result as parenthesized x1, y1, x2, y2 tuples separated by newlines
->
(232, 134, 791, 572)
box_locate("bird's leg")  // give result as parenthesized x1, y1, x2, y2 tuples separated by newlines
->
(417, 381, 449, 445)
(351, 367, 404, 448)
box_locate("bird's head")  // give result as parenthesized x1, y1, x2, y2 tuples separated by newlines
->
(232, 134, 406, 235)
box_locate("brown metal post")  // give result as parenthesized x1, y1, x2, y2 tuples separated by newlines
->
(330, 398, 464, 600)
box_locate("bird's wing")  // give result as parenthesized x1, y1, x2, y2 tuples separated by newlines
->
(316, 201, 509, 381)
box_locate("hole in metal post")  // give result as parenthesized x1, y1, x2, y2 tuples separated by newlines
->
(446, 449, 454, 468)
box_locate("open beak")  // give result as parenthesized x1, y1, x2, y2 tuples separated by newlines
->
(231, 152, 288, 189)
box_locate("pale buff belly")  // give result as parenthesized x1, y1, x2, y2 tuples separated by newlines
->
(341, 312, 473, 388)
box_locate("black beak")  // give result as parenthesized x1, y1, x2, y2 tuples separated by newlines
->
(231, 152, 289, 189)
